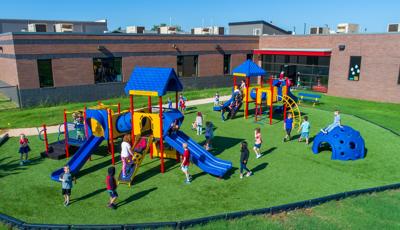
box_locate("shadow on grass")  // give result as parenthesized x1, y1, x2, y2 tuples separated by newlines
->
(70, 188, 107, 204)
(201, 136, 244, 156)
(78, 156, 121, 179)
(118, 187, 158, 207)
(191, 171, 208, 181)
(252, 162, 268, 174)
(261, 147, 277, 157)
(0, 156, 44, 178)
(133, 159, 177, 186)
(222, 166, 238, 180)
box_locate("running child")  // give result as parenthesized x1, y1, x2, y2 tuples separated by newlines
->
(283, 113, 294, 142)
(106, 166, 118, 209)
(59, 165, 72, 206)
(204, 121, 214, 151)
(298, 116, 310, 144)
(120, 134, 134, 178)
(181, 143, 192, 184)
(321, 110, 342, 134)
(253, 128, 262, 159)
(195, 112, 203, 135)
(18, 133, 30, 165)
(239, 141, 252, 179)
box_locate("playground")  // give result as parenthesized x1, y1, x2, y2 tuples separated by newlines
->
(0, 62, 400, 227)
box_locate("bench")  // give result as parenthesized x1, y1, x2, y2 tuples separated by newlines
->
(298, 93, 322, 106)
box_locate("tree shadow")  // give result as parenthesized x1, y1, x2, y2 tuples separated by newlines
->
(118, 187, 158, 207)
(0, 156, 44, 178)
(251, 162, 268, 174)
(70, 188, 107, 204)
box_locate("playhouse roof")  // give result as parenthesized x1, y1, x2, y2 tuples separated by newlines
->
(124, 67, 183, 96)
(232, 60, 266, 77)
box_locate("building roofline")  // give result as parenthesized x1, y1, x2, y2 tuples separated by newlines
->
(261, 32, 400, 37)
(0, 18, 107, 25)
(228, 20, 291, 34)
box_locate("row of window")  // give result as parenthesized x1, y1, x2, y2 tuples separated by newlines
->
(37, 54, 253, 88)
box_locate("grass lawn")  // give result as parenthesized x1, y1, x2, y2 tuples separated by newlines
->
(0, 101, 399, 225)
(192, 189, 400, 230)
(0, 87, 232, 129)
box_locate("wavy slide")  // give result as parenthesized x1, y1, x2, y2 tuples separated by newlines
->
(51, 135, 104, 181)
(165, 131, 232, 177)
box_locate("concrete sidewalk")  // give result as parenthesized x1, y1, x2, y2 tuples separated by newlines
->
(3, 95, 230, 137)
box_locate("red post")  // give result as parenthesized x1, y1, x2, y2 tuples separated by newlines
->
(245, 77, 250, 119)
(83, 106, 89, 139)
(255, 88, 259, 122)
(159, 96, 165, 173)
(130, 95, 135, 146)
(260, 76, 263, 88)
(117, 103, 121, 114)
(150, 141, 153, 159)
(107, 109, 115, 165)
(283, 104, 287, 121)
(233, 75, 237, 89)
(98, 101, 101, 106)
(43, 124, 49, 154)
(269, 77, 273, 125)
(148, 96, 152, 113)
(63, 109, 70, 158)
(175, 91, 178, 109)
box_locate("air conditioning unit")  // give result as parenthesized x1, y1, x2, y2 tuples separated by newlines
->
(55, 23, 74, 32)
(28, 23, 47, 32)
(388, 24, 400, 32)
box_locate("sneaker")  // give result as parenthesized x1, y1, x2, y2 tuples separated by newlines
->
(107, 203, 113, 208)
(111, 203, 117, 209)
(19, 161, 24, 166)
(256, 154, 261, 159)
(240, 174, 243, 179)
(185, 180, 191, 184)
(246, 172, 252, 177)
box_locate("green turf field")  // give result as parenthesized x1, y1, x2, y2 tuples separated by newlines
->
(0, 101, 399, 225)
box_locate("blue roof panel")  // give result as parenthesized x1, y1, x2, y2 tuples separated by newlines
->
(232, 60, 267, 77)
(124, 67, 183, 96)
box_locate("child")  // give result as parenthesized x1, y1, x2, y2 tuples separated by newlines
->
(191, 121, 197, 131)
(283, 113, 294, 142)
(239, 80, 246, 91)
(195, 112, 203, 135)
(181, 143, 192, 184)
(214, 92, 220, 106)
(253, 128, 262, 159)
(179, 94, 186, 113)
(168, 119, 180, 135)
(321, 110, 342, 134)
(120, 134, 134, 178)
(106, 166, 118, 209)
(18, 133, 30, 165)
(298, 116, 310, 144)
(221, 106, 228, 121)
(167, 97, 173, 109)
(240, 141, 252, 179)
(59, 165, 72, 206)
(204, 121, 214, 151)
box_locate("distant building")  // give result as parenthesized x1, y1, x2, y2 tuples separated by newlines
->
(387, 23, 400, 33)
(229, 20, 291, 36)
(309, 26, 330, 35)
(0, 18, 108, 33)
(336, 23, 359, 34)
(126, 26, 145, 34)
(191, 26, 224, 35)
(158, 26, 178, 34)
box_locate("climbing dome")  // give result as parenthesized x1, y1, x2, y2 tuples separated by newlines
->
(312, 126, 365, 161)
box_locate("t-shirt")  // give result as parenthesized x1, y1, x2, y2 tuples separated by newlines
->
(205, 125, 213, 138)
(121, 141, 131, 158)
(284, 118, 293, 130)
(106, 175, 117, 190)
(255, 132, 262, 144)
(195, 116, 203, 126)
(182, 149, 190, 166)
(19, 138, 28, 147)
(300, 121, 310, 133)
(333, 114, 341, 125)
(60, 172, 72, 189)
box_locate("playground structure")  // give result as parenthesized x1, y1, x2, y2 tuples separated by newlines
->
(312, 126, 365, 161)
(50, 67, 232, 185)
(216, 60, 301, 127)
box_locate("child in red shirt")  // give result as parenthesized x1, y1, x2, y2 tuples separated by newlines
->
(181, 143, 192, 184)
(18, 133, 30, 165)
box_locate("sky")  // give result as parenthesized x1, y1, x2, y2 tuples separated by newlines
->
(2, 0, 400, 33)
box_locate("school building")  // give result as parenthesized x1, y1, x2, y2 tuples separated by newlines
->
(0, 31, 399, 107)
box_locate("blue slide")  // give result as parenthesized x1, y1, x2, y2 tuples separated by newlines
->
(165, 131, 232, 177)
(51, 135, 104, 181)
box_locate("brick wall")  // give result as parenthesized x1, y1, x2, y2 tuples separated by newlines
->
(259, 34, 400, 103)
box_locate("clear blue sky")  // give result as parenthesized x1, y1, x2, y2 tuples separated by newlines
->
(2, 0, 400, 33)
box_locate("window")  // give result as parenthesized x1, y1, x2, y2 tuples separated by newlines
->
(246, 54, 253, 61)
(223, 55, 231, 75)
(348, 56, 362, 81)
(177, 55, 198, 77)
(37, 59, 54, 88)
(93, 57, 122, 83)
(253, 28, 261, 36)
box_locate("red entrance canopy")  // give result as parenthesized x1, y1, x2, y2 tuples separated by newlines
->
(254, 48, 332, 57)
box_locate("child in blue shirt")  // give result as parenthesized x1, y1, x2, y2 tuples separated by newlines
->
(321, 110, 342, 134)
(297, 116, 310, 144)
(167, 97, 172, 109)
(283, 113, 293, 142)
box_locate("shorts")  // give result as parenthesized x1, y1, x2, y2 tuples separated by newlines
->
(205, 135, 212, 140)
(62, 189, 71, 196)
(285, 128, 292, 135)
(181, 165, 189, 172)
(19, 146, 30, 154)
(300, 132, 309, 138)
(254, 143, 261, 149)
(107, 190, 118, 198)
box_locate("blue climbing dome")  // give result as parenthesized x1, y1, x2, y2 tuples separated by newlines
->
(312, 126, 365, 161)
